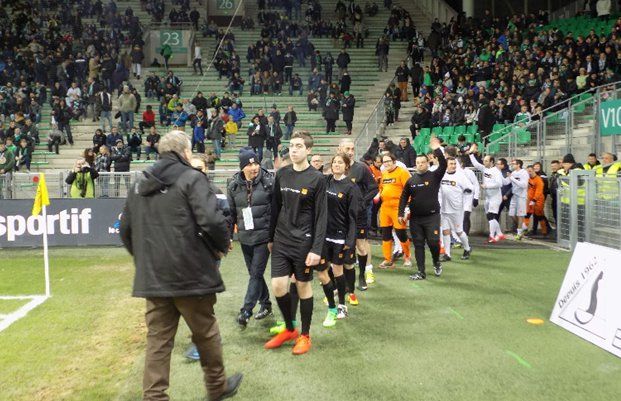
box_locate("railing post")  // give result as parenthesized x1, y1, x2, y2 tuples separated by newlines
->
(569, 171, 578, 250)
(594, 88, 601, 155)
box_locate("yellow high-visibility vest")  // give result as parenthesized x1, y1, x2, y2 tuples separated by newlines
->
(559, 167, 585, 205)
(594, 162, 621, 200)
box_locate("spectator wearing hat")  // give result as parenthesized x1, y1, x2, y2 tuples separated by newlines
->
(227, 148, 275, 327)
(324, 92, 341, 133)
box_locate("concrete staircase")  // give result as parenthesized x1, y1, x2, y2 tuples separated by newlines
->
(31, 0, 415, 179)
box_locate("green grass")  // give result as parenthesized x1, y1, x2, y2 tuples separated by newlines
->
(1, 244, 620, 401)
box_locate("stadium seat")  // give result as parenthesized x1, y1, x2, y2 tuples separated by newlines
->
(431, 126, 443, 138)
(419, 127, 431, 138)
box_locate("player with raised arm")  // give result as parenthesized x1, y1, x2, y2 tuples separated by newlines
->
(467, 144, 505, 242)
(398, 137, 447, 280)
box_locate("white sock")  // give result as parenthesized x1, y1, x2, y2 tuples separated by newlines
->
(443, 234, 452, 257)
(366, 264, 373, 272)
(517, 228, 523, 235)
(458, 232, 470, 251)
(488, 220, 496, 237)
(393, 232, 403, 253)
(492, 219, 502, 236)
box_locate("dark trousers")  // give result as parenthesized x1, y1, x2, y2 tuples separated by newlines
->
(344, 119, 352, 132)
(326, 118, 336, 132)
(143, 295, 227, 401)
(409, 213, 441, 275)
(551, 193, 558, 223)
(463, 211, 471, 235)
(193, 58, 203, 75)
(240, 243, 272, 314)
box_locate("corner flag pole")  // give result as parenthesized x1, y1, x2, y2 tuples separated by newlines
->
(42, 204, 50, 297)
(32, 173, 51, 298)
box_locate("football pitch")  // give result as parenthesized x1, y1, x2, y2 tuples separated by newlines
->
(1, 243, 620, 401)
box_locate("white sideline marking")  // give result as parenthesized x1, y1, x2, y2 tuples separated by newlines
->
(0, 295, 48, 333)
(0, 295, 41, 300)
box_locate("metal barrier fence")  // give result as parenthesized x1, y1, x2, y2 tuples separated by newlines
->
(557, 170, 621, 251)
(0, 170, 244, 200)
(485, 81, 621, 165)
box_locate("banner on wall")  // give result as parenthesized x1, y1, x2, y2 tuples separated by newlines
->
(0, 199, 125, 248)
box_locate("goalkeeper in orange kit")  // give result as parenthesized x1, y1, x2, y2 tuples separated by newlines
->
(524, 165, 549, 236)
(376, 153, 412, 268)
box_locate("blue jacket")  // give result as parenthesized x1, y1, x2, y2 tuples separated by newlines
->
(228, 107, 246, 123)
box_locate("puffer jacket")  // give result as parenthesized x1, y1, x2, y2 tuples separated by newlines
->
(120, 152, 231, 297)
(227, 168, 274, 245)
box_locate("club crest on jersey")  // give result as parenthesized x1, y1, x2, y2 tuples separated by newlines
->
(338, 253, 343, 258)
(425, 181, 429, 186)
(338, 192, 344, 198)
(434, 230, 438, 235)
(351, 178, 356, 183)
(301, 188, 308, 195)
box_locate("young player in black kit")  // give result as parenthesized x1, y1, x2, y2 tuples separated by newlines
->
(338, 139, 379, 295)
(265, 132, 327, 355)
(398, 137, 447, 280)
(319, 154, 360, 327)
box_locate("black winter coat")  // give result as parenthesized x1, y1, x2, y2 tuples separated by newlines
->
(247, 123, 266, 148)
(227, 168, 274, 245)
(324, 98, 340, 120)
(112, 146, 132, 171)
(120, 153, 231, 297)
(395, 141, 417, 168)
(342, 95, 355, 121)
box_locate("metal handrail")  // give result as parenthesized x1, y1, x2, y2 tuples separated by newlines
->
(484, 80, 621, 156)
(353, 76, 397, 158)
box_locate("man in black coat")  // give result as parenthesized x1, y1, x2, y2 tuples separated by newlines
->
(111, 139, 132, 196)
(341, 91, 355, 135)
(394, 137, 417, 168)
(324, 93, 340, 133)
(227, 149, 275, 327)
(120, 131, 242, 401)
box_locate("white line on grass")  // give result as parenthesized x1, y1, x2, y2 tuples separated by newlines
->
(0, 296, 48, 333)
(0, 295, 42, 300)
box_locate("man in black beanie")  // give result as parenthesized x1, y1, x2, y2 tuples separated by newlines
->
(227, 148, 275, 328)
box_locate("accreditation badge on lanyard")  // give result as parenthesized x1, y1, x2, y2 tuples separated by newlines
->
(242, 181, 254, 230)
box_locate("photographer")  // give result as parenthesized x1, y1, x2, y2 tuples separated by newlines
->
(65, 155, 99, 199)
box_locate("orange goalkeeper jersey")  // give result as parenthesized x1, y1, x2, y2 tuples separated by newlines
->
(528, 175, 545, 203)
(380, 166, 411, 208)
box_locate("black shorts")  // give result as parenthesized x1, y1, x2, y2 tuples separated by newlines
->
(271, 241, 314, 282)
(321, 241, 347, 266)
(343, 247, 357, 265)
(355, 227, 368, 239)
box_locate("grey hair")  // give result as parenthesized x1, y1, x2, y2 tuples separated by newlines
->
(158, 130, 191, 155)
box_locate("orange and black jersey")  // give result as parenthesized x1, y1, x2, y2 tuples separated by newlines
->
(269, 164, 327, 255)
(325, 174, 361, 247)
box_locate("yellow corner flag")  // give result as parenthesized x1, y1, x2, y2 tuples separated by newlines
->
(32, 173, 51, 216)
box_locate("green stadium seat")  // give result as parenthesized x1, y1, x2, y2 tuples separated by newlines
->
(454, 125, 466, 136)
(419, 127, 431, 138)
(431, 126, 443, 137)
(466, 124, 478, 135)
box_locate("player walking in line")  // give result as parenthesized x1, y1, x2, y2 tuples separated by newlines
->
(459, 155, 480, 235)
(467, 144, 505, 242)
(265, 132, 327, 355)
(338, 139, 379, 292)
(377, 153, 412, 269)
(439, 157, 474, 261)
(506, 159, 529, 239)
(524, 165, 549, 236)
(319, 154, 361, 326)
(398, 137, 447, 280)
